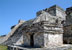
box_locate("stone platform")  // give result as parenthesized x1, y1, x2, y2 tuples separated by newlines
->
(8, 44, 72, 50)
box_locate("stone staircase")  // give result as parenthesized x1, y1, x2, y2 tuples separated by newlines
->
(0, 20, 25, 45)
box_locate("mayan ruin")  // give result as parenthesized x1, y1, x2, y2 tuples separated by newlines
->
(0, 5, 72, 50)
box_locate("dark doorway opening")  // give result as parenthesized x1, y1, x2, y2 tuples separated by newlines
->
(30, 34, 34, 47)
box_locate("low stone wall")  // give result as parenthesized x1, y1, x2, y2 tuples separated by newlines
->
(8, 45, 72, 50)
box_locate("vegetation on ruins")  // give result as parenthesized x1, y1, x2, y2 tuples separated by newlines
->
(0, 45, 8, 50)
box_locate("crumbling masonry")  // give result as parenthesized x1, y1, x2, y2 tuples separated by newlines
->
(0, 5, 72, 49)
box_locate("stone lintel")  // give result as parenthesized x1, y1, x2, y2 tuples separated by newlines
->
(44, 30, 63, 34)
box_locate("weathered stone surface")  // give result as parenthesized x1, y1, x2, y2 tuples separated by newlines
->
(36, 5, 66, 21)
(1, 5, 72, 49)
(21, 5, 65, 48)
(8, 45, 72, 50)
(0, 20, 25, 45)
(65, 7, 72, 25)
(63, 7, 72, 44)
(34, 33, 44, 47)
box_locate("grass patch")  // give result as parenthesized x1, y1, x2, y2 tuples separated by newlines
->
(0, 45, 8, 50)
(68, 48, 72, 50)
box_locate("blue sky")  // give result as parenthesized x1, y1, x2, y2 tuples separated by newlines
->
(0, 0, 72, 35)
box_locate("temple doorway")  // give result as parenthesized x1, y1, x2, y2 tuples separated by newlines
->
(30, 33, 34, 47)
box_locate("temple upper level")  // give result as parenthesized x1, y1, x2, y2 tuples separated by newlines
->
(36, 5, 66, 21)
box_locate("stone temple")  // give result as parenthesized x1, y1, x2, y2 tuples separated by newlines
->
(0, 5, 72, 50)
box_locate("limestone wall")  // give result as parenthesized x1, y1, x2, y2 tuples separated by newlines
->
(63, 7, 72, 44)
(48, 34, 63, 46)
(23, 33, 30, 47)
(43, 33, 63, 47)
(34, 33, 44, 47)
(0, 37, 5, 44)
(15, 35, 24, 45)
(63, 25, 72, 44)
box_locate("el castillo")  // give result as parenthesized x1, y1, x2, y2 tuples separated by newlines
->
(0, 5, 72, 50)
